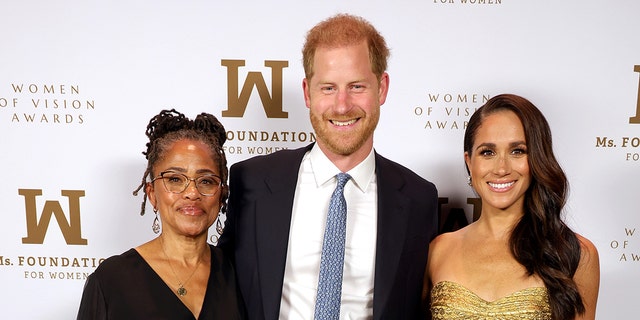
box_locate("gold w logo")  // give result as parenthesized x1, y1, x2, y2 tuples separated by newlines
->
(221, 59, 289, 118)
(20, 189, 87, 245)
(631, 65, 640, 124)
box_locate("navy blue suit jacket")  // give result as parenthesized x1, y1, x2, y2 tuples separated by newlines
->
(219, 144, 438, 320)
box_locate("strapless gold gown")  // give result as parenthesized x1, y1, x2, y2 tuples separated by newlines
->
(430, 281, 551, 320)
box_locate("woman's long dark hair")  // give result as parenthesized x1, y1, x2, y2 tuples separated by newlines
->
(463, 94, 584, 319)
(132, 109, 229, 216)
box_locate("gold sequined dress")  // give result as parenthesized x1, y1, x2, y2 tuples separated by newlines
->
(430, 281, 551, 320)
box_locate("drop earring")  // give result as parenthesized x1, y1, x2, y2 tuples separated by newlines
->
(467, 176, 472, 186)
(216, 218, 224, 235)
(152, 208, 161, 234)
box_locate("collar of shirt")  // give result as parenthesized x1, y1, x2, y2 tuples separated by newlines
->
(306, 143, 376, 193)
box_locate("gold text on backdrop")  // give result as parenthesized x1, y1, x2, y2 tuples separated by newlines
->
(631, 65, 640, 124)
(221, 59, 289, 118)
(19, 189, 87, 245)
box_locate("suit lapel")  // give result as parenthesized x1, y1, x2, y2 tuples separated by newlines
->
(254, 145, 312, 320)
(372, 154, 410, 319)
(249, 147, 408, 319)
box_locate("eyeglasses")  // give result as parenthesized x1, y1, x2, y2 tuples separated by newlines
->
(151, 171, 222, 196)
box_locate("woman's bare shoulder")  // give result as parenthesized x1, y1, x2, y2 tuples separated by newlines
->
(576, 233, 599, 264)
(574, 233, 600, 319)
(429, 227, 469, 257)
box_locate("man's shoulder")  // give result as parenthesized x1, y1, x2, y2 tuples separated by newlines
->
(375, 152, 435, 188)
(231, 144, 311, 172)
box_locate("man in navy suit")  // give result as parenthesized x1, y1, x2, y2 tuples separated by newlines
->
(218, 13, 439, 320)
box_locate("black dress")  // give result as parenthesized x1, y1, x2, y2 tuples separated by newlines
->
(76, 245, 245, 320)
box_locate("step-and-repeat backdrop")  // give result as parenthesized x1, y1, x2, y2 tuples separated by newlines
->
(1, 1, 638, 318)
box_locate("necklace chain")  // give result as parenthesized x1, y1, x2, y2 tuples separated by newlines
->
(160, 237, 203, 297)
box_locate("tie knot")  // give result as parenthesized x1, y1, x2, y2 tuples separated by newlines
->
(336, 173, 351, 189)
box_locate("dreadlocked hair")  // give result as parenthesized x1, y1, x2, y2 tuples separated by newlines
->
(132, 109, 229, 216)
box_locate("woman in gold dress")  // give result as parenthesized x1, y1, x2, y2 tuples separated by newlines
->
(424, 94, 600, 319)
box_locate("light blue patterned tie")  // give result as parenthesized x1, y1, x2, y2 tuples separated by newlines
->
(314, 173, 351, 320)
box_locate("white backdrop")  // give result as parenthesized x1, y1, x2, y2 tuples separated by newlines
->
(1, 1, 638, 318)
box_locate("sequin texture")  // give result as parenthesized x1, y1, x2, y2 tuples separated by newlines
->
(430, 281, 551, 320)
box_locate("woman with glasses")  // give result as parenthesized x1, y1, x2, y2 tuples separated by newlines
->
(77, 109, 245, 319)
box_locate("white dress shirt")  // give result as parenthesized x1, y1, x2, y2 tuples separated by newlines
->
(278, 144, 378, 320)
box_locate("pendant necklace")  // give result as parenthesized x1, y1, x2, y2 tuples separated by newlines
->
(161, 237, 202, 297)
